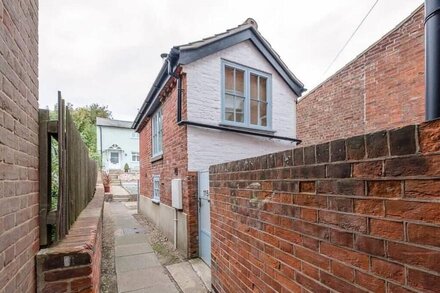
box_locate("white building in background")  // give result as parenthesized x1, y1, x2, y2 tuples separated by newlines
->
(96, 118, 139, 172)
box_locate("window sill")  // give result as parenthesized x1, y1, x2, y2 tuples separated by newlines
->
(150, 154, 163, 163)
(218, 123, 276, 135)
(152, 198, 160, 205)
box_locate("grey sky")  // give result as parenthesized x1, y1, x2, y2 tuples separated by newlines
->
(39, 0, 423, 121)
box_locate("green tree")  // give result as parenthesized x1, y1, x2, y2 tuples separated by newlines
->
(50, 103, 112, 160)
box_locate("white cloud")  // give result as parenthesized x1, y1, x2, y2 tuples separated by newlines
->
(39, 0, 423, 121)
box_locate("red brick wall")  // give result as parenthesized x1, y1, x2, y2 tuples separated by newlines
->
(210, 118, 440, 293)
(139, 73, 199, 257)
(0, 0, 39, 292)
(297, 5, 425, 146)
(36, 187, 104, 293)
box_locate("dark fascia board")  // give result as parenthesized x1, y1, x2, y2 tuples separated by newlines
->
(132, 62, 169, 130)
(178, 27, 305, 97)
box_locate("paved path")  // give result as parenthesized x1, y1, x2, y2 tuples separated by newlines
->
(107, 202, 179, 293)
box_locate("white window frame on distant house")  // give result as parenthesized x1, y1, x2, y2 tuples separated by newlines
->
(152, 175, 160, 203)
(131, 132, 139, 139)
(221, 60, 272, 130)
(110, 151, 119, 164)
(151, 108, 163, 157)
(131, 152, 139, 162)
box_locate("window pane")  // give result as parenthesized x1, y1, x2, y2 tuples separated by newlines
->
(236, 113, 244, 123)
(225, 112, 234, 121)
(235, 97, 244, 123)
(225, 67, 234, 91)
(260, 102, 267, 126)
(235, 69, 245, 95)
(152, 109, 163, 155)
(250, 100, 258, 125)
(225, 94, 235, 121)
(250, 74, 258, 99)
(260, 77, 267, 101)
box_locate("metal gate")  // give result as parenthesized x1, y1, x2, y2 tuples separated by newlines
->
(198, 171, 211, 266)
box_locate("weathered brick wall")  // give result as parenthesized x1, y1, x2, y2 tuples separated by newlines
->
(139, 73, 199, 257)
(0, 0, 39, 292)
(297, 5, 424, 146)
(36, 186, 104, 293)
(210, 118, 440, 293)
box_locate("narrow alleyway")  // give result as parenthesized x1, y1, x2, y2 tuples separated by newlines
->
(101, 183, 211, 292)
(105, 200, 179, 292)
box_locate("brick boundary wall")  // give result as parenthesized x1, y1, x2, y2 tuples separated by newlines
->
(36, 185, 104, 293)
(0, 0, 39, 292)
(297, 5, 424, 146)
(210, 118, 440, 293)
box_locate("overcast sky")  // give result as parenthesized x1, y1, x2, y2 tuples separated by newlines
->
(39, 0, 423, 121)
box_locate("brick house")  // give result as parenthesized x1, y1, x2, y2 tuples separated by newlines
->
(297, 5, 425, 146)
(133, 19, 305, 260)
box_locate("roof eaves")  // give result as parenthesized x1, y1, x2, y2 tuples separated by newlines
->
(177, 26, 305, 96)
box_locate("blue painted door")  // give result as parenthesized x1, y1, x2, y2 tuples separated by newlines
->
(198, 171, 211, 266)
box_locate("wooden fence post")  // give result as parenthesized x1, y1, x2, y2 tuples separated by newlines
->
(38, 109, 50, 246)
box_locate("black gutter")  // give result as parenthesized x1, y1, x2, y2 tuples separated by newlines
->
(175, 73, 301, 144)
(425, 0, 440, 120)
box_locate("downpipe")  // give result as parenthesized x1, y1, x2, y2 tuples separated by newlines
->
(174, 208, 178, 250)
(425, 0, 440, 120)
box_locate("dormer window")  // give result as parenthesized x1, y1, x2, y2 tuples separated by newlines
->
(222, 60, 272, 130)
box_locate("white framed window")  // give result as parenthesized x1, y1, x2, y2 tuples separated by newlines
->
(110, 151, 119, 164)
(152, 108, 163, 157)
(131, 152, 139, 162)
(152, 175, 160, 202)
(131, 132, 139, 139)
(222, 60, 272, 130)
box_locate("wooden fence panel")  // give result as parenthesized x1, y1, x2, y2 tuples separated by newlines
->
(39, 92, 98, 246)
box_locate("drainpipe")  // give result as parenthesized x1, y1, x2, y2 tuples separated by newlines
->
(425, 0, 440, 120)
(174, 209, 178, 250)
(99, 125, 103, 170)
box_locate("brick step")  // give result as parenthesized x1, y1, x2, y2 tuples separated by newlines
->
(113, 195, 130, 202)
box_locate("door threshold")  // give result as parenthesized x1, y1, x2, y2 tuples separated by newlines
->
(189, 258, 211, 292)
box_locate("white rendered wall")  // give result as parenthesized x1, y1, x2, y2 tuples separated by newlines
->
(184, 40, 298, 171)
(96, 126, 140, 171)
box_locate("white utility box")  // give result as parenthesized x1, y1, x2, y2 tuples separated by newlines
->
(171, 179, 183, 209)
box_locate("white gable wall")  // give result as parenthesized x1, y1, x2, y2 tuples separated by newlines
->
(96, 125, 140, 171)
(184, 40, 297, 171)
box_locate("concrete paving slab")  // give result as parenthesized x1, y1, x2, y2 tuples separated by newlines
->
(115, 243, 153, 257)
(116, 253, 161, 273)
(189, 258, 211, 292)
(117, 267, 178, 293)
(166, 262, 207, 293)
(115, 253, 161, 273)
(115, 233, 148, 246)
(124, 202, 138, 210)
(113, 218, 142, 229)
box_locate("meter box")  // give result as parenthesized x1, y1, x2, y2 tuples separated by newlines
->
(171, 179, 183, 209)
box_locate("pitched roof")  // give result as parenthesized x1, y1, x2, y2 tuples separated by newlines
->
(96, 117, 133, 128)
(133, 18, 305, 130)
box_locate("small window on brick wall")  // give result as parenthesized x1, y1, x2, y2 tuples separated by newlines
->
(152, 108, 163, 157)
(152, 175, 160, 203)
